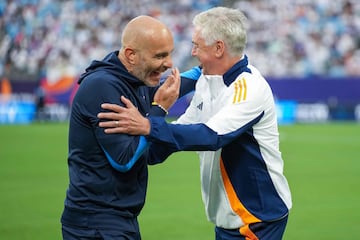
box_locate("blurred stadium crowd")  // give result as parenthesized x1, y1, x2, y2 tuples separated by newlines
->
(0, 0, 359, 83)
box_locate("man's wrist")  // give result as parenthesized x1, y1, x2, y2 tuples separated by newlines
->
(143, 118, 151, 135)
(151, 101, 168, 115)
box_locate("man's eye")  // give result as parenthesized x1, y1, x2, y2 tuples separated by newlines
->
(157, 54, 169, 60)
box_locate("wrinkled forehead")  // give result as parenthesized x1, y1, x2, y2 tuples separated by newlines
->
(141, 29, 174, 53)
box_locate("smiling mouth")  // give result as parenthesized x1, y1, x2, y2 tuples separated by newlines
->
(150, 71, 161, 77)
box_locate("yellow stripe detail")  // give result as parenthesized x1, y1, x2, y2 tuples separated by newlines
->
(220, 157, 261, 225)
(233, 81, 239, 103)
(233, 78, 247, 103)
(242, 78, 247, 101)
(237, 80, 243, 102)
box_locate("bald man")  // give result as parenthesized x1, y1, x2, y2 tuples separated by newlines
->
(60, 15, 200, 240)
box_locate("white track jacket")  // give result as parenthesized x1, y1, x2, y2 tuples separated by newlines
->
(146, 55, 292, 229)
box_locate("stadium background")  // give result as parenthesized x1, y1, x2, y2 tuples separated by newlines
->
(0, 1, 359, 239)
(1, 0, 359, 124)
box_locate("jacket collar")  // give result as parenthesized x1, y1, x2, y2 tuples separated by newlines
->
(223, 55, 251, 86)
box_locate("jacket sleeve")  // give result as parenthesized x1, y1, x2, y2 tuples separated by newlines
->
(179, 66, 201, 97)
(145, 73, 267, 153)
(90, 74, 149, 172)
(145, 116, 262, 152)
(123, 67, 202, 166)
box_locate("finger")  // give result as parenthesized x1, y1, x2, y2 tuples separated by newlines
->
(104, 127, 125, 134)
(101, 103, 123, 112)
(172, 67, 180, 78)
(172, 68, 180, 88)
(161, 75, 174, 89)
(99, 120, 119, 128)
(120, 96, 136, 109)
(97, 111, 121, 120)
(165, 69, 180, 91)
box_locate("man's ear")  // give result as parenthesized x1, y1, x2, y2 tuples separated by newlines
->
(214, 40, 225, 57)
(124, 47, 137, 64)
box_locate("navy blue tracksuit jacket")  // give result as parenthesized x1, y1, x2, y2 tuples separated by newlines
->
(61, 51, 196, 230)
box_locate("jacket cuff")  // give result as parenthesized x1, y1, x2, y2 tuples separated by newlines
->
(148, 104, 167, 117)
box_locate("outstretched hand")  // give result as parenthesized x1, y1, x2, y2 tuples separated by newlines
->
(153, 68, 180, 110)
(97, 96, 150, 135)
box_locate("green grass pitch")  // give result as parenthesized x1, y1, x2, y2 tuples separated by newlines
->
(0, 122, 359, 239)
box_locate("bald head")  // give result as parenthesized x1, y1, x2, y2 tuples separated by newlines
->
(121, 15, 172, 50)
(118, 15, 174, 86)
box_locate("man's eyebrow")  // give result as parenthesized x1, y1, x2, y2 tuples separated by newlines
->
(192, 41, 200, 47)
(154, 52, 168, 58)
(154, 49, 174, 58)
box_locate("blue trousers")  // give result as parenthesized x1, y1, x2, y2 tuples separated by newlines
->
(215, 215, 288, 240)
(61, 206, 141, 240)
(62, 224, 141, 240)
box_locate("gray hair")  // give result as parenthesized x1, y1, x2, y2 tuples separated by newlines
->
(193, 7, 248, 56)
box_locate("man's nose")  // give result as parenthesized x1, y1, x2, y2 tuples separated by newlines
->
(163, 56, 173, 69)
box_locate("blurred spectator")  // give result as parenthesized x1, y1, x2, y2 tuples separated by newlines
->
(34, 84, 45, 121)
(0, 0, 359, 80)
(235, 0, 360, 78)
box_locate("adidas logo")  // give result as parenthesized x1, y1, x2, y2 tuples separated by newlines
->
(197, 102, 203, 110)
